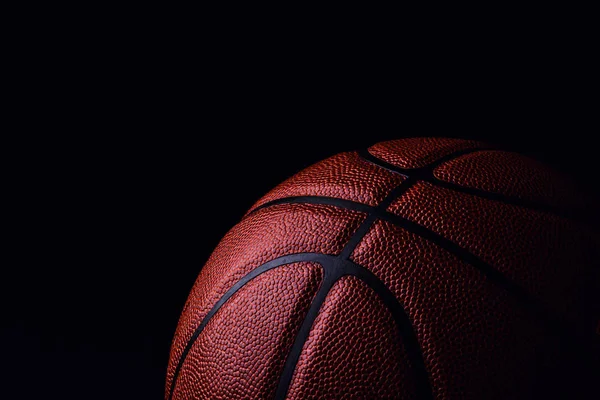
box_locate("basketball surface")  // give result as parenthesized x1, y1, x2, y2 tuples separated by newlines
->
(166, 138, 599, 399)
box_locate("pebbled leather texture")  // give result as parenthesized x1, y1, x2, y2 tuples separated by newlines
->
(249, 151, 405, 211)
(168, 137, 598, 400)
(166, 203, 365, 396)
(171, 263, 323, 399)
(387, 181, 591, 322)
(368, 138, 486, 169)
(433, 150, 586, 208)
(351, 220, 555, 399)
(286, 275, 417, 400)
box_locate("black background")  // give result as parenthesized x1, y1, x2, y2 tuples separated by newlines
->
(4, 23, 598, 399)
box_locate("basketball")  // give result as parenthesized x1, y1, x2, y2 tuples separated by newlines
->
(166, 138, 598, 399)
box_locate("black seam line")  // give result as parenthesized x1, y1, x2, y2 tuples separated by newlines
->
(273, 262, 337, 400)
(273, 256, 433, 400)
(250, 196, 374, 216)
(339, 214, 378, 260)
(247, 147, 485, 218)
(167, 252, 432, 400)
(167, 253, 328, 400)
(358, 148, 585, 223)
(274, 174, 433, 400)
(252, 196, 529, 297)
(171, 147, 492, 399)
(248, 194, 586, 342)
(347, 261, 432, 399)
(358, 147, 491, 180)
(339, 176, 418, 259)
(273, 148, 486, 400)
(172, 146, 543, 399)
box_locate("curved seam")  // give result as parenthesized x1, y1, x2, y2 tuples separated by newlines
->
(249, 196, 374, 216)
(272, 257, 434, 400)
(246, 195, 585, 343)
(273, 155, 440, 399)
(358, 148, 587, 224)
(358, 147, 490, 177)
(170, 145, 535, 399)
(167, 253, 331, 400)
(272, 261, 340, 399)
(347, 265, 432, 399)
